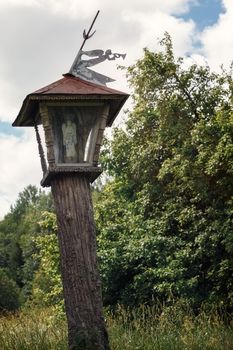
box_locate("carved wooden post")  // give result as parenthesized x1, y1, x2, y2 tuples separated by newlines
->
(52, 174, 109, 349)
(13, 74, 129, 350)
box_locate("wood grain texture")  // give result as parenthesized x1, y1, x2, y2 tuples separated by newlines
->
(34, 122, 47, 175)
(40, 103, 56, 165)
(93, 105, 109, 165)
(51, 174, 110, 350)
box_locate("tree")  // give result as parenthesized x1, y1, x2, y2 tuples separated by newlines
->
(31, 212, 63, 309)
(0, 268, 20, 311)
(0, 186, 54, 304)
(96, 34, 233, 309)
(52, 175, 110, 350)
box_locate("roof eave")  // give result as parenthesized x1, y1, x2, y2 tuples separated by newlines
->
(12, 92, 129, 127)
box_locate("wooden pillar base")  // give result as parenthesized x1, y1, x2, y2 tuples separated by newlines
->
(51, 174, 110, 350)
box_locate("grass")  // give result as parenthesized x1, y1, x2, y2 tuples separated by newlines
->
(0, 307, 67, 350)
(107, 303, 233, 350)
(0, 303, 232, 349)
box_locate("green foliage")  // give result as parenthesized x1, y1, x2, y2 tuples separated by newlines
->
(108, 302, 233, 350)
(0, 268, 20, 311)
(96, 34, 233, 309)
(0, 186, 54, 308)
(31, 212, 63, 308)
(0, 304, 232, 350)
(0, 307, 67, 349)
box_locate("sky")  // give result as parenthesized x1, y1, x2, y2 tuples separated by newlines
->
(0, 0, 232, 218)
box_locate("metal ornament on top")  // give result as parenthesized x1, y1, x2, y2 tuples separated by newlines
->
(68, 10, 126, 86)
(12, 10, 129, 187)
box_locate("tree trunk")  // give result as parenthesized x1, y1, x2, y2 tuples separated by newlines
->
(51, 174, 110, 350)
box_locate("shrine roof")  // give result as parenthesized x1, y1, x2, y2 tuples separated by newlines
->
(12, 75, 129, 127)
(33, 74, 128, 96)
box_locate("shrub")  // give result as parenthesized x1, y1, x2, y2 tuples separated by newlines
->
(0, 268, 20, 311)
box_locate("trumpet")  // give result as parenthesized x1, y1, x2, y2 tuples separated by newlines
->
(112, 53, 126, 60)
(105, 50, 126, 60)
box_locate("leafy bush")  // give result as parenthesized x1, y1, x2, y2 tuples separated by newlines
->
(0, 268, 20, 311)
(96, 34, 233, 309)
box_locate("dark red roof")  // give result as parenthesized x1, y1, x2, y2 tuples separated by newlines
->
(33, 74, 128, 96)
(12, 75, 129, 127)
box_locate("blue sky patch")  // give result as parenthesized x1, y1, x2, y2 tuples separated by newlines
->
(180, 0, 225, 31)
(0, 121, 24, 137)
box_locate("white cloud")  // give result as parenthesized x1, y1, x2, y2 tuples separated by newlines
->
(200, 0, 233, 70)
(0, 0, 38, 7)
(1, 0, 195, 18)
(0, 130, 42, 218)
(0, 81, 19, 122)
(122, 11, 196, 56)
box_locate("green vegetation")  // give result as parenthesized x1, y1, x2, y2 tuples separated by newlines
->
(0, 305, 232, 350)
(0, 308, 66, 350)
(108, 303, 233, 350)
(0, 185, 54, 310)
(0, 269, 20, 311)
(96, 33, 233, 309)
(0, 33, 233, 347)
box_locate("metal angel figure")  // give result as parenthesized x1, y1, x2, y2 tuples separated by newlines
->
(66, 11, 126, 86)
(69, 49, 126, 85)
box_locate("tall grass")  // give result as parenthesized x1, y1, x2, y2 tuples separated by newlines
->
(107, 302, 233, 350)
(0, 307, 67, 350)
(0, 302, 232, 349)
